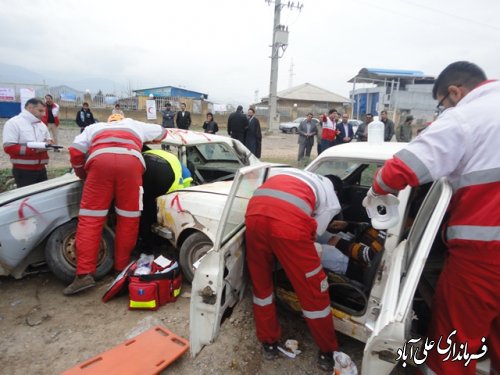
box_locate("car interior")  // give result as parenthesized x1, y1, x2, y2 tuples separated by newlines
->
(274, 162, 384, 317)
(275, 164, 445, 329)
(158, 143, 244, 185)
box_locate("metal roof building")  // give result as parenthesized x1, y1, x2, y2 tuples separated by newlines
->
(258, 83, 351, 122)
(348, 68, 436, 122)
(133, 86, 208, 100)
(261, 82, 350, 104)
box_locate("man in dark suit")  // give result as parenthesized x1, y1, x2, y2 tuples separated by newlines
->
(176, 102, 191, 129)
(336, 113, 354, 144)
(227, 105, 248, 143)
(297, 112, 317, 165)
(245, 107, 262, 158)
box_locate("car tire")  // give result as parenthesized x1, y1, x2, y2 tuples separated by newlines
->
(179, 232, 213, 283)
(290, 127, 298, 134)
(45, 219, 115, 283)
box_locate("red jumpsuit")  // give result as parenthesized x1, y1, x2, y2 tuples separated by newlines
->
(69, 119, 166, 275)
(245, 170, 341, 353)
(373, 80, 500, 374)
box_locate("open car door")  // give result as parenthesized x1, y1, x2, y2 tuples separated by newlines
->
(361, 178, 453, 374)
(189, 163, 276, 356)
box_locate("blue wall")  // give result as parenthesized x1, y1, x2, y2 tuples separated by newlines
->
(134, 86, 208, 99)
(0, 102, 21, 118)
(353, 93, 379, 118)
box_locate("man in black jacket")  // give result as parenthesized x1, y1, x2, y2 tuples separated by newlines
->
(175, 102, 191, 129)
(76, 102, 96, 133)
(380, 110, 395, 141)
(227, 105, 248, 143)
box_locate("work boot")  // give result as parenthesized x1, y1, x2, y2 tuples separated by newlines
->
(262, 342, 280, 360)
(317, 351, 335, 372)
(63, 274, 96, 295)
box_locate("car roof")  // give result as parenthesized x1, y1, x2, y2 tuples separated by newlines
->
(312, 142, 408, 163)
(161, 129, 235, 146)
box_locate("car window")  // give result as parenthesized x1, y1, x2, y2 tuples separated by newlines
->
(309, 158, 363, 180)
(219, 167, 268, 245)
(359, 164, 377, 186)
(195, 143, 240, 162)
(400, 179, 448, 291)
(396, 178, 452, 320)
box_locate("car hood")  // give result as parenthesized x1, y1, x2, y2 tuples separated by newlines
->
(0, 173, 81, 207)
(172, 180, 233, 195)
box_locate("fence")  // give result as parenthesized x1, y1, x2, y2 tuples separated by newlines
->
(254, 104, 333, 123)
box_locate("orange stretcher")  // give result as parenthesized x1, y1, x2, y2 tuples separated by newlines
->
(60, 326, 189, 375)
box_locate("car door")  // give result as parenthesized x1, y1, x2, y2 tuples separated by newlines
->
(361, 178, 453, 374)
(189, 163, 275, 356)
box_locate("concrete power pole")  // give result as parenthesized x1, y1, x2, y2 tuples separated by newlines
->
(288, 58, 295, 88)
(265, 0, 302, 132)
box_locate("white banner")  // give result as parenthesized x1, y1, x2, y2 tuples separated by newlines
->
(0, 87, 15, 101)
(146, 99, 157, 120)
(20, 88, 35, 110)
(213, 103, 227, 113)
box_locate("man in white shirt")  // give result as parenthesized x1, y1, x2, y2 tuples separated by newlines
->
(2, 98, 53, 187)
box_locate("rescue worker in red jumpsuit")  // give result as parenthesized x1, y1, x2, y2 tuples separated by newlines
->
(64, 114, 167, 295)
(366, 61, 500, 374)
(245, 168, 348, 372)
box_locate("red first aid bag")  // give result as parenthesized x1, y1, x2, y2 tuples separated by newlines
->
(102, 258, 182, 311)
(128, 264, 182, 311)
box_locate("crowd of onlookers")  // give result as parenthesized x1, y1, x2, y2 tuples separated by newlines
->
(295, 109, 416, 165)
(15, 94, 418, 167)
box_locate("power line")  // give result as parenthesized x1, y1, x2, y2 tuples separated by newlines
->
(401, 0, 500, 32)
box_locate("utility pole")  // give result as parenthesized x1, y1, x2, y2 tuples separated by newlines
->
(254, 89, 259, 103)
(288, 58, 295, 88)
(265, 0, 302, 132)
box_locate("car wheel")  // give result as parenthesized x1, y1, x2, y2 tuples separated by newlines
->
(179, 232, 213, 283)
(45, 219, 114, 283)
(290, 127, 298, 134)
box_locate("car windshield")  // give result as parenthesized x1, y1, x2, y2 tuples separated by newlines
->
(309, 158, 363, 180)
(195, 143, 240, 162)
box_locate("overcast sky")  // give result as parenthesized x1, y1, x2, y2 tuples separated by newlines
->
(1, 0, 499, 106)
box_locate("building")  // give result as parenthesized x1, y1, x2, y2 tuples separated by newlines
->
(133, 86, 208, 100)
(132, 85, 209, 114)
(48, 85, 86, 103)
(259, 82, 351, 122)
(348, 68, 436, 123)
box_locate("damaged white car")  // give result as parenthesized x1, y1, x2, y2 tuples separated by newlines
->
(0, 129, 258, 283)
(188, 142, 490, 374)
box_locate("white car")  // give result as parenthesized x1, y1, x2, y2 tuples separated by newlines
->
(187, 142, 490, 373)
(0, 129, 258, 283)
(279, 117, 319, 134)
(348, 119, 362, 135)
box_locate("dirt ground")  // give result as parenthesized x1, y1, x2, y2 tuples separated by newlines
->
(0, 121, 397, 375)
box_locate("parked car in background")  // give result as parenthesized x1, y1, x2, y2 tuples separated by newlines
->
(0, 129, 259, 283)
(187, 142, 489, 373)
(348, 119, 363, 135)
(279, 117, 319, 134)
